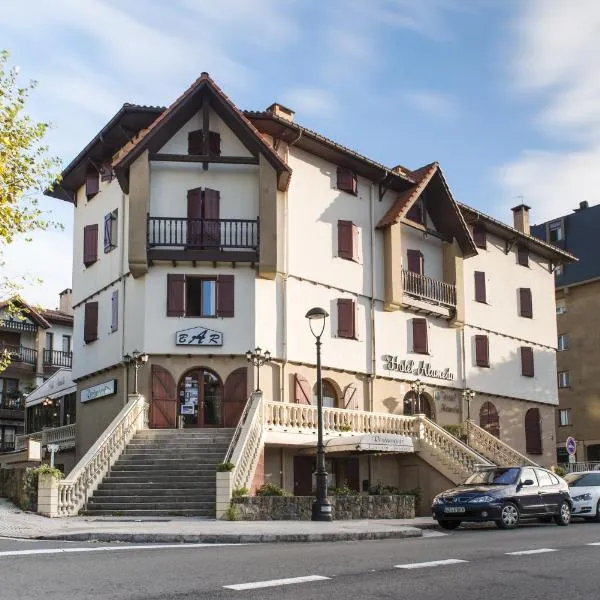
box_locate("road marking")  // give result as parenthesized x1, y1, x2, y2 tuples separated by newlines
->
(223, 575, 331, 590)
(0, 543, 244, 558)
(586, 543, 600, 546)
(395, 559, 468, 569)
(421, 530, 449, 538)
(506, 548, 557, 556)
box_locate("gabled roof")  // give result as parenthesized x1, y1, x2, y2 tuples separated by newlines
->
(113, 72, 291, 192)
(40, 309, 73, 325)
(0, 297, 51, 329)
(376, 163, 478, 258)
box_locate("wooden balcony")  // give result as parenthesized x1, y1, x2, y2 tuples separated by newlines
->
(147, 216, 259, 262)
(0, 343, 37, 365)
(0, 318, 37, 333)
(43, 349, 73, 368)
(401, 269, 456, 318)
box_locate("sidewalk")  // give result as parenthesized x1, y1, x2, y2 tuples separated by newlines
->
(0, 498, 438, 544)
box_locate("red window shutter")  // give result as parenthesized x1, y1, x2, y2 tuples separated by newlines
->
(186, 188, 203, 247)
(412, 318, 428, 354)
(475, 335, 489, 367)
(407, 249, 423, 274)
(111, 290, 119, 333)
(294, 374, 312, 404)
(338, 220, 354, 260)
(167, 274, 186, 317)
(473, 224, 486, 249)
(337, 298, 355, 339)
(83, 224, 98, 267)
(216, 275, 235, 318)
(188, 129, 204, 155)
(208, 131, 221, 156)
(474, 271, 486, 303)
(84, 302, 98, 343)
(517, 246, 529, 267)
(519, 288, 533, 317)
(521, 346, 534, 377)
(86, 170, 99, 199)
(203, 188, 221, 246)
(525, 408, 542, 454)
(336, 167, 357, 195)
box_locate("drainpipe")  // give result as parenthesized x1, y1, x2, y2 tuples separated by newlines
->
(460, 326, 467, 422)
(369, 182, 377, 412)
(120, 192, 128, 405)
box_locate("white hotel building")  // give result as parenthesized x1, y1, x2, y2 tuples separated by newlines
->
(46, 73, 574, 514)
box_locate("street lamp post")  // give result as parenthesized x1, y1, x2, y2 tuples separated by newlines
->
(123, 350, 149, 395)
(245, 347, 272, 392)
(305, 306, 332, 522)
(410, 378, 424, 414)
(462, 388, 476, 421)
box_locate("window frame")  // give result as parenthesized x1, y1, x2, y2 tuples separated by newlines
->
(549, 220, 563, 243)
(558, 334, 568, 351)
(558, 371, 570, 388)
(517, 246, 529, 267)
(558, 409, 572, 427)
(186, 276, 218, 318)
(104, 209, 118, 254)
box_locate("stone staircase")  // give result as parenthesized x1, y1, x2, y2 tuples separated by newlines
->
(85, 429, 235, 517)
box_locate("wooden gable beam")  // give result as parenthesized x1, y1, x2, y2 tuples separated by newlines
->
(378, 173, 394, 201)
(202, 98, 210, 171)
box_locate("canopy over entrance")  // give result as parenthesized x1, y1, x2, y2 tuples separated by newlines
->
(322, 433, 415, 454)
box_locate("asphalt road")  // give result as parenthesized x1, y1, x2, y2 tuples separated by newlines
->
(2, 520, 600, 599)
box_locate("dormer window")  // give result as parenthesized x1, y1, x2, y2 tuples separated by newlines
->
(406, 196, 424, 225)
(549, 220, 563, 243)
(188, 130, 221, 156)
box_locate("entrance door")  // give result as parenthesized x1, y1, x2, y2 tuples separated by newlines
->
(294, 456, 314, 496)
(480, 401, 500, 438)
(178, 368, 223, 428)
(223, 367, 248, 427)
(151, 365, 178, 428)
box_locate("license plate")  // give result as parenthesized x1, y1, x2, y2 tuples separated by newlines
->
(444, 506, 465, 513)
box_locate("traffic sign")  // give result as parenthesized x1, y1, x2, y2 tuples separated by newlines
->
(566, 436, 577, 456)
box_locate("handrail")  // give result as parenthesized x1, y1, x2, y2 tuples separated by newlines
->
(56, 395, 148, 516)
(401, 269, 456, 308)
(0, 343, 37, 365)
(224, 391, 258, 464)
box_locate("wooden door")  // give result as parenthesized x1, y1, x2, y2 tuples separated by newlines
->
(186, 188, 203, 247)
(525, 408, 542, 454)
(223, 367, 248, 427)
(480, 401, 500, 438)
(150, 365, 178, 428)
(337, 458, 359, 492)
(293, 456, 314, 496)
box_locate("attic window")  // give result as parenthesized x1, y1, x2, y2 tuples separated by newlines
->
(549, 220, 563, 243)
(188, 130, 221, 156)
(86, 170, 99, 199)
(336, 167, 358, 195)
(406, 196, 424, 225)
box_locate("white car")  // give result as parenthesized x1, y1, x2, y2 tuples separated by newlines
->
(564, 471, 600, 521)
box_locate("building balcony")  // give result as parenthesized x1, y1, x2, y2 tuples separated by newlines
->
(401, 269, 456, 318)
(147, 216, 259, 262)
(0, 318, 37, 333)
(0, 343, 37, 366)
(15, 423, 77, 452)
(43, 349, 73, 369)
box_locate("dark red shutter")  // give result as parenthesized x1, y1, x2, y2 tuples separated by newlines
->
(517, 246, 529, 267)
(186, 188, 203, 246)
(86, 170, 99, 198)
(294, 374, 312, 404)
(521, 346, 534, 377)
(223, 367, 248, 427)
(338, 220, 354, 260)
(519, 288, 533, 317)
(83, 224, 98, 267)
(337, 299, 355, 339)
(167, 274, 186, 316)
(407, 249, 423, 274)
(216, 275, 235, 318)
(474, 271, 486, 303)
(412, 318, 428, 354)
(188, 129, 204, 155)
(104, 213, 112, 253)
(208, 131, 221, 156)
(475, 335, 489, 367)
(525, 408, 542, 454)
(203, 188, 221, 246)
(473, 224, 486, 249)
(479, 402, 500, 438)
(337, 167, 357, 194)
(151, 365, 178, 428)
(111, 290, 118, 332)
(84, 302, 98, 343)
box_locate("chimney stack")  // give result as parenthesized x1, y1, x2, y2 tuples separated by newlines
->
(511, 204, 531, 235)
(59, 288, 73, 316)
(265, 102, 295, 122)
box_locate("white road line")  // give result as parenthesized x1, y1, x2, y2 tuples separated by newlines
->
(0, 543, 243, 558)
(395, 559, 468, 569)
(223, 575, 331, 591)
(505, 548, 557, 556)
(586, 543, 600, 546)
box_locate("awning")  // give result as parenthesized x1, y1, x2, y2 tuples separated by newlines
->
(25, 368, 76, 407)
(323, 433, 415, 454)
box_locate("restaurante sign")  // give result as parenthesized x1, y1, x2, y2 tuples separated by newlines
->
(382, 355, 455, 381)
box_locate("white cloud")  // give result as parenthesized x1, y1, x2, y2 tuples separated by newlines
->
(403, 90, 459, 120)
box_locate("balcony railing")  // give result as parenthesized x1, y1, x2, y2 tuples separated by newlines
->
(43, 349, 73, 368)
(0, 343, 37, 365)
(15, 423, 77, 451)
(402, 269, 456, 308)
(0, 318, 37, 333)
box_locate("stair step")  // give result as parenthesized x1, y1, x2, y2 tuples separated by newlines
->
(89, 494, 214, 502)
(97, 482, 211, 490)
(86, 501, 215, 510)
(84, 509, 214, 517)
(110, 465, 218, 472)
(93, 489, 214, 498)
(102, 476, 215, 484)
(116, 458, 223, 465)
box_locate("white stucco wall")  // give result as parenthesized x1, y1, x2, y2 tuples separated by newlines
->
(400, 223, 443, 280)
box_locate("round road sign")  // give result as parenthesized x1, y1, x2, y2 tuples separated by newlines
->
(566, 436, 577, 456)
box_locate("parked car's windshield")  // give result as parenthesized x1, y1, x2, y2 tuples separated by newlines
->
(564, 472, 600, 487)
(463, 468, 520, 485)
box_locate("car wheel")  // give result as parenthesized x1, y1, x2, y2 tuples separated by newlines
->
(554, 501, 571, 526)
(437, 520, 461, 530)
(496, 502, 520, 529)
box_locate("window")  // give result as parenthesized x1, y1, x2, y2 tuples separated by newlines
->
(45, 332, 53, 351)
(518, 287, 533, 318)
(521, 346, 534, 377)
(558, 334, 568, 351)
(474, 271, 486, 303)
(337, 298, 356, 339)
(0, 378, 19, 408)
(554, 264, 563, 278)
(104, 210, 118, 253)
(517, 246, 529, 267)
(166, 274, 234, 318)
(62, 335, 71, 353)
(519, 467, 538, 486)
(84, 301, 99, 343)
(558, 371, 570, 388)
(83, 224, 98, 267)
(111, 290, 119, 332)
(188, 129, 221, 156)
(314, 380, 338, 408)
(559, 409, 572, 427)
(337, 220, 360, 261)
(535, 469, 554, 487)
(406, 196, 424, 225)
(556, 300, 567, 315)
(473, 224, 487, 249)
(336, 167, 358, 195)
(186, 187, 221, 247)
(475, 335, 489, 367)
(549, 220, 563, 243)
(406, 249, 424, 274)
(412, 318, 428, 354)
(86, 169, 99, 199)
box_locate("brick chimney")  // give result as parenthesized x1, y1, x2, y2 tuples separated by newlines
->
(511, 204, 531, 235)
(265, 102, 295, 122)
(59, 288, 73, 315)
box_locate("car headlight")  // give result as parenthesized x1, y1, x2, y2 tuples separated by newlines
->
(572, 492, 592, 502)
(432, 496, 444, 505)
(469, 495, 495, 504)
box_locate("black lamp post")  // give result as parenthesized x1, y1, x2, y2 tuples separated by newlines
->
(123, 350, 149, 395)
(410, 378, 424, 414)
(245, 347, 272, 392)
(462, 388, 475, 421)
(305, 306, 332, 522)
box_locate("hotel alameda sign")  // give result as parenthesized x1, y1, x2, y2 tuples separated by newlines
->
(382, 355, 455, 381)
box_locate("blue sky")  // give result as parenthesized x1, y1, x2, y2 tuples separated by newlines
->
(2, 0, 600, 309)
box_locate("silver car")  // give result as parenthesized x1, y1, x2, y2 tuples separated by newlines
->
(564, 471, 600, 521)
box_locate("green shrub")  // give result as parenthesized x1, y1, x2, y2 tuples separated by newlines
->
(216, 462, 235, 472)
(255, 482, 290, 496)
(400, 487, 422, 505)
(553, 465, 567, 477)
(330, 486, 359, 496)
(23, 465, 64, 511)
(338, 423, 352, 432)
(223, 503, 240, 521)
(232, 486, 249, 498)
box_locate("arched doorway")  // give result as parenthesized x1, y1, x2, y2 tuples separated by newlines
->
(479, 401, 500, 439)
(178, 367, 223, 428)
(313, 379, 339, 408)
(403, 390, 434, 420)
(525, 408, 542, 454)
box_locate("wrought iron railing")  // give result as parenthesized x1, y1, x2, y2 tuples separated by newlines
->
(0, 319, 37, 333)
(402, 269, 456, 308)
(147, 216, 259, 250)
(43, 349, 73, 368)
(0, 343, 37, 365)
